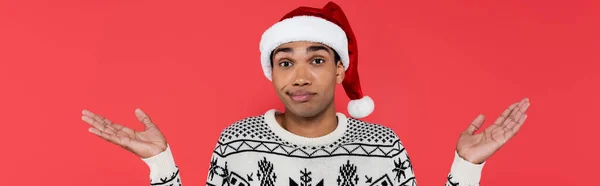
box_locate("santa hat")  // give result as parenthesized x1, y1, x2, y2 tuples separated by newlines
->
(259, 1, 374, 118)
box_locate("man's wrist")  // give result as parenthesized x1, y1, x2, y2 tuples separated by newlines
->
(450, 151, 485, 185)
(141, 144, 178, 179)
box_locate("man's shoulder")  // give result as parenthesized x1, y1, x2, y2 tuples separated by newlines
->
(216, 114, 276, 144)
(346, 118, 401, 144)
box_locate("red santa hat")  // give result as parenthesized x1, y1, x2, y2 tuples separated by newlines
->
(259, 1, 374, 118)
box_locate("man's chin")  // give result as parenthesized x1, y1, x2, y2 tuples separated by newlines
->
(286, 105, 320, 118)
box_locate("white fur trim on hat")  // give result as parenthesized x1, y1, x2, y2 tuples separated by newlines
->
(259, 16, 349, 81)
(348, 96, 374, 119)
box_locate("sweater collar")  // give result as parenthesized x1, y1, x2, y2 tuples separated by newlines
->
(263, 109, 348, 146)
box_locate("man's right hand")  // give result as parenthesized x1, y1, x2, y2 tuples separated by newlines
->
(81, 108, 167, 158)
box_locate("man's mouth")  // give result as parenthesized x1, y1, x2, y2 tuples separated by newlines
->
(287, 90, 316, 102)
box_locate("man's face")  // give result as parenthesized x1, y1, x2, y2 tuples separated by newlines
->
(271, 41, 345, 118)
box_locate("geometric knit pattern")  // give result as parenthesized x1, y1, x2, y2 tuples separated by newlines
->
(216, 114, 402, 159)
(213, 139, 404, 158)
(219, 116, 399, 148)
(150, 168, 180, 186)
(144, 111, 481, 186)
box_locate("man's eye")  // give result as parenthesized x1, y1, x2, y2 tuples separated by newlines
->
(279, 61, 292, 67)
(312, 59, 325, 64)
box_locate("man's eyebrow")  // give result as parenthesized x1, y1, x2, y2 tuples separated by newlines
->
(272, 47, 293, 57)
(306, 45, 331, 54)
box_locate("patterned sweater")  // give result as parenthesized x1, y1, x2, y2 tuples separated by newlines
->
(142, 109, 484, 186)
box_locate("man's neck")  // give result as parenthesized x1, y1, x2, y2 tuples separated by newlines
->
(275, 106, 339, 138)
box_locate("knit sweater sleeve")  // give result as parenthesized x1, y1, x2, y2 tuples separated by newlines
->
(205, 128, 236, 186)
(141, 145, 182, 186)
(390, 135, 484, 186)
(205, 144, 227, 186)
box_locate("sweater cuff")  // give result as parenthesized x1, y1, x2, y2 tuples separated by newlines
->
(450, 151, 485, 185)
(141, 145, 178, 179)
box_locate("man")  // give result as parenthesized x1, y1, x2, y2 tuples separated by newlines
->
(81, 2, 530, 186)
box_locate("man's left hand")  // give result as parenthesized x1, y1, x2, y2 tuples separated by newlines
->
(456, 98, 531, 164)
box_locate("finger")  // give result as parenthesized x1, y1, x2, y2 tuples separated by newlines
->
(464, 114, 485, 135)
(503, 98, 529, 126)
(116, 131, 130, 137)
(112, 123, 135, 138)
(110, 123, 126, 131)
(492, 102, 518, 127)
(103, 126, 117, 135)
(501, 99, 526, 126)
(82, 110, 110, 124)
(91, 114, 118, 132)
(82, 110, 117, 133)
(519, 98, 531, 113)
(82, 115, 109, 133)
(511, 114, 528, 134)
(92, 114, 118, 130)
(88, 127, 125, 147)
(82, 109, 96, 118)
(135, 108, 157, 129)
(507, 100, 530, 129)
(92, 113, 106, 123)
(507, 108, 524, 128)
(113, 123, 136, 138)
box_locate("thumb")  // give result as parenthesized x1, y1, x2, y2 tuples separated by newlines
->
(135, 108, 157, 129)
(464, 114, 485, 135)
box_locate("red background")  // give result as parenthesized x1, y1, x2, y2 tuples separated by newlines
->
(0, 0, 597, 185)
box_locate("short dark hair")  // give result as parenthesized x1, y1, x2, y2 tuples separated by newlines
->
(270, 46, 341, 68)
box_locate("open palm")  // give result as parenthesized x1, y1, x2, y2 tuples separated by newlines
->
(457, 98, 531, 164)
(81, 108, 167, 158)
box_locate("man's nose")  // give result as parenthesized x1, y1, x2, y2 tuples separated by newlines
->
(293, 79, 311, 86)
(292, 66, 312, 87)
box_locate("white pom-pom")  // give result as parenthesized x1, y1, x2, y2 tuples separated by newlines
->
(348, 96, 374, 119)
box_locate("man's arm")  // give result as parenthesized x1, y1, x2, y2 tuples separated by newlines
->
(81, 108, 178, 185)
(391, 98, 530, 186)
(139, 124, 233, 186)
(204, 130, 234, 186)
(390, 145, 484, 186)
(446, 151, 485, 185)
(205, 152, 228, 186)
(142, 145, 182, 186)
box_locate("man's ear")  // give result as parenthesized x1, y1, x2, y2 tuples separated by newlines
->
(336, 60, 345, 84)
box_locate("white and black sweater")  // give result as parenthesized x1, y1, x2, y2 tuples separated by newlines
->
(142, 109, 484, 186)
